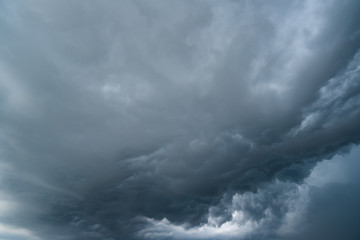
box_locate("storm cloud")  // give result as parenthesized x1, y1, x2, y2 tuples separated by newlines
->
(0, 0, 360, 239)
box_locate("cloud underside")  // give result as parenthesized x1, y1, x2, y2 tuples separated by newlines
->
(0, 0, 360, 239)
(139, 145, 360, 240)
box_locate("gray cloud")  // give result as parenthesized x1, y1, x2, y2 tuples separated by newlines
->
(138, 145, 360, 240)
(0, 0, 360, 239)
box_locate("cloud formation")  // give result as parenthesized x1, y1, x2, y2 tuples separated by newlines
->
(0, 0, 360, 239)
(138, 145, 360, 240)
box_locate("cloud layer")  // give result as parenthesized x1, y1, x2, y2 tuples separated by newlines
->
(0, 0, 360, 239)
(139, 145, 360, 240)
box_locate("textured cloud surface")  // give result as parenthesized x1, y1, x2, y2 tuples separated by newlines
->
(139, 145, 360, 240)
(0, 0, 360, 239)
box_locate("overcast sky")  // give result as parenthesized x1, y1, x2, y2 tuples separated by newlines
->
(0, 0, 360, 239)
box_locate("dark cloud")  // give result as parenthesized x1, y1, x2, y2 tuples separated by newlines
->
(138, 145, 360, 240)
(0, 0, 360, 239)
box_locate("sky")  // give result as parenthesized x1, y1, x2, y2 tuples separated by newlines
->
(0, 0, 360, 239)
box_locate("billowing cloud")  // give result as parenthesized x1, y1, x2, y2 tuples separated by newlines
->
(0, 0, 360, 239)
(138, 145, 360, 240)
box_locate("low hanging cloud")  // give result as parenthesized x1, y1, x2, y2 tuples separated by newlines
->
(0, 0, 360, 239)
(138, 145, 360, 240)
